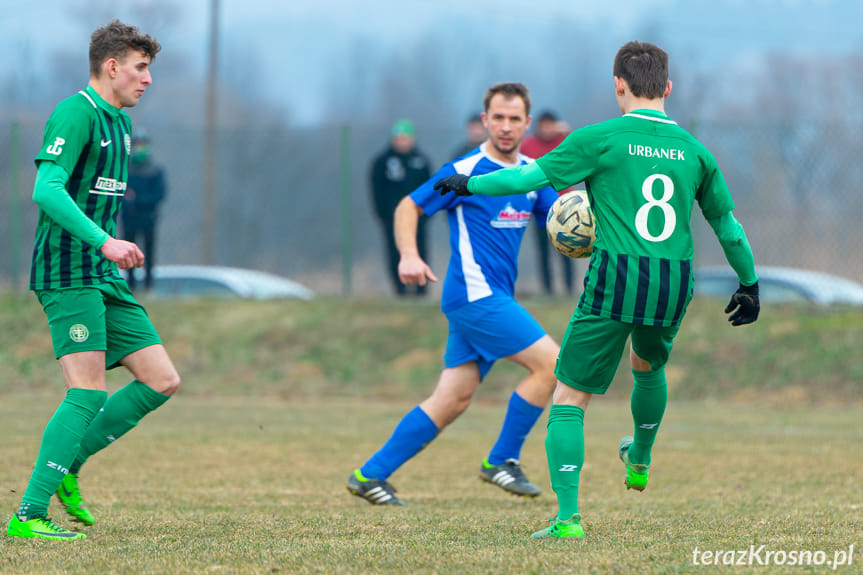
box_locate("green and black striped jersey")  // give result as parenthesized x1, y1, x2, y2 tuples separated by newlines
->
(30, 85, 132, 290)
(536, 109, 735, 326)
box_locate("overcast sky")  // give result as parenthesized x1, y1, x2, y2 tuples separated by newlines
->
(2, 0, 861, 124)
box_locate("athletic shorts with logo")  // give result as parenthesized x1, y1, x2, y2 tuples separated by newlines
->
(555, 307, 679, 394)
(36, 279, 162, 369)
(443, 294, 546, 380)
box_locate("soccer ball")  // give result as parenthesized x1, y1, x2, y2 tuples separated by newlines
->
(546, 190, 596, 258)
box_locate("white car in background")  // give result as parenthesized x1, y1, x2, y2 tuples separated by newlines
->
(694, 266, 863, 306)
(146, 265, 315, 300)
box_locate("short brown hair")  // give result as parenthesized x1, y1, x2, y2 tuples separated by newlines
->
(613, 41, 668, 99)
(89, 19, 161, 77)
(483, 82, 531, 116)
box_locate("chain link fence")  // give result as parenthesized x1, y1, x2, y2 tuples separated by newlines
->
(2, 118, 862, 296)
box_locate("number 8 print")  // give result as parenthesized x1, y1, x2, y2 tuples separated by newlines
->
(635, 174, 676, 242)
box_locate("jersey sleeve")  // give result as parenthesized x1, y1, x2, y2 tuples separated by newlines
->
(535, 124, 605, 192)
(409, 163, 459, 217)
(533, 187, 559, 228)
(32, 161, 110, 248)
(35, 96, 94, 174)
(695, 150, 736, 220)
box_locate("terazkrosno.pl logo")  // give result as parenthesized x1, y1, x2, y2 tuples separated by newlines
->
(69, 324, 90, 343)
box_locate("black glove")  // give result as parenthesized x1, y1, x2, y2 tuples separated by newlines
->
(433, 174, 473, 196)
(725, 281, 760, 326)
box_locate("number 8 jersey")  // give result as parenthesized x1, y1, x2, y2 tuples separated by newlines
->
(536, 109, 735, 327)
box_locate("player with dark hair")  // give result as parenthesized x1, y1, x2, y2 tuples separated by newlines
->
(347, 82, 561, 505)
(436, 41, 759, 539)
(7, 20, 180, 541)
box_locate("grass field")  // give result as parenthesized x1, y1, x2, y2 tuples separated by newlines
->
(1, 397, 860, 574)
(1, 294, 861, 573)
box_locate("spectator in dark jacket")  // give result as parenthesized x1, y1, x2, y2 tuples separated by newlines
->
(370, 119, 432, 296)
(122, 132, 166, 291)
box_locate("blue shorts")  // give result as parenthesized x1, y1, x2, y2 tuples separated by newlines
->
(443, 294, 546, 380)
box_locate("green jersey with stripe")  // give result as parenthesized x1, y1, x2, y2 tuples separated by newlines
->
(536, 109, 735, 326)
(30, 86, 132, 290)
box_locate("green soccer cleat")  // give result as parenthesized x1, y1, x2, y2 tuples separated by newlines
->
(530, 514, 585, 539)
(618, 436, 649, 491)
(6, 515, 86, 540)
(56, 473, 95, 525)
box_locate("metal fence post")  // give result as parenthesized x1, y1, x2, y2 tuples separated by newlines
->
(340, 123, 353, 297)
(10, 121, 21, 290)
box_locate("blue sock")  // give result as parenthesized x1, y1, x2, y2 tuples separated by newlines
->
(360, 406, 438, 481)
(487, 391, 545, 465)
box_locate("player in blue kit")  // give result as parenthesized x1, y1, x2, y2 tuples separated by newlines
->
(347, 83, 561, 506)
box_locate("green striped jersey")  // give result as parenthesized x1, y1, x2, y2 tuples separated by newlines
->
(30, 86, 132, 290)
(536, 109, 735, 326)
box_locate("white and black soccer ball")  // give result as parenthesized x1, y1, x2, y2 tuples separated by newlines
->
(546, 190, 596, 259)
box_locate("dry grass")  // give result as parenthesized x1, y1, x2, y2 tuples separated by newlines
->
(2, 396, 861, 574)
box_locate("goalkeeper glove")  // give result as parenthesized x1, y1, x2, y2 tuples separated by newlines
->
(725, 281, 760, 326)
(433, 174, 472, 196)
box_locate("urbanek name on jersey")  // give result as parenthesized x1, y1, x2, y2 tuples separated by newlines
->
(628, 144, 686, 161)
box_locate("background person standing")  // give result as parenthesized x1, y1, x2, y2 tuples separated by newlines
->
(521, 110, 574, 295)
(370, 119, 432, 296)
(122, 132, 167, 292)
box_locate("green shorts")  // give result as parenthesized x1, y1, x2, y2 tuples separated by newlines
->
(36, 279, 162, 369)
(555, 307, 680, 395)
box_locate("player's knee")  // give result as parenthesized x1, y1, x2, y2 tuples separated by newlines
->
(534, 351, 559, 389)
(146, 369, 181, 396)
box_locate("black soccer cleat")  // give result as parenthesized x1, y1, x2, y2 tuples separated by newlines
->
(347, 470, 406, 506)
(479, 458, 542, 497)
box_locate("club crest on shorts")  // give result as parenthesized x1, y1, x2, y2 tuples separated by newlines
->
(69, 324, 89, 343)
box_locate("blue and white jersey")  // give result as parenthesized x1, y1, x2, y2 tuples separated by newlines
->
(411, 143, 559, 313)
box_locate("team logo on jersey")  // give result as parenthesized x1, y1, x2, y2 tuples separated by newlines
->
(69, 324, 89, 343)
(124, 134, 132, 154)
(46, 137, 65, 156)
(490, 203, 532, 229)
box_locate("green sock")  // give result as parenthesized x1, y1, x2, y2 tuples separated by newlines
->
(545, 404, 585, 521)
(17, 388, 107, 520)
(70, 380, 171, 474)
(628, 367, 667, 466)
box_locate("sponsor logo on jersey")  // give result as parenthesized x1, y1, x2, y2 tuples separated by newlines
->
(628, 144, 685, 161)
(69, 324, 89, 343)
(491, 203, 532, 229)
(91, 178, 128, 196)
(46, 137, 65, 156)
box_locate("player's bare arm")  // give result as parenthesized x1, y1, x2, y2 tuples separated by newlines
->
(393, 195, 438, 286)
